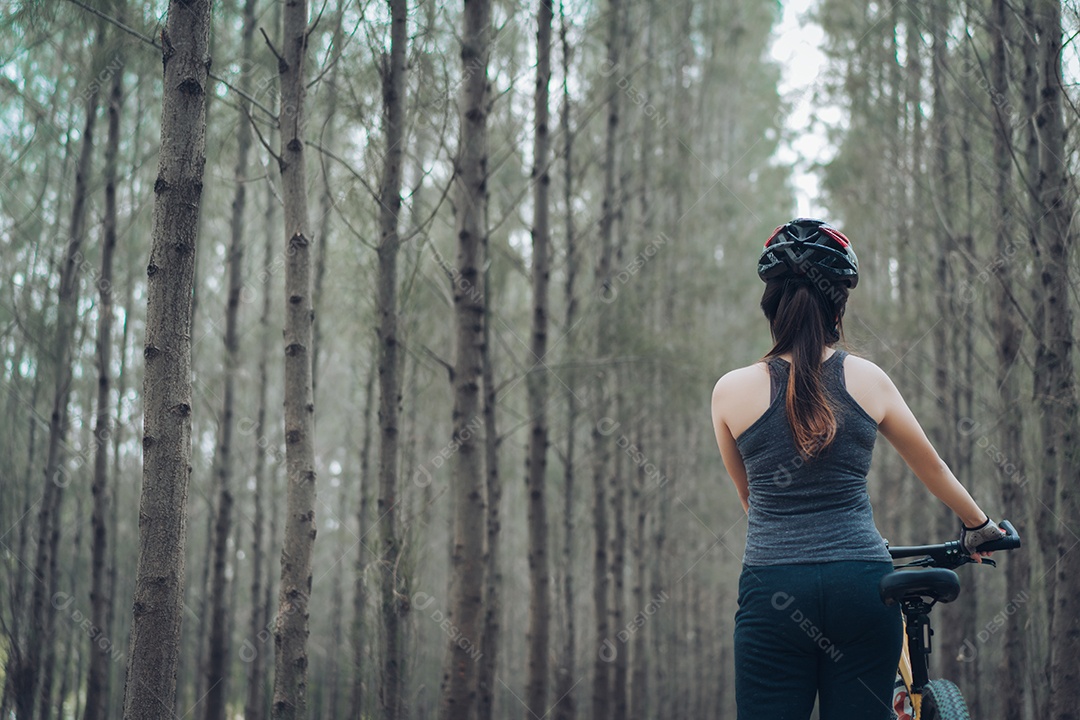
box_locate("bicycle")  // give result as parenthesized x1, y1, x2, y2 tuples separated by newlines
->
(881, 519, 1022, 720)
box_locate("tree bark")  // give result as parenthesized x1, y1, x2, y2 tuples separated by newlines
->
(476, 237, 503, 720)
(609, 396, 628, 720)
(592, 0, 621, 716)
(438, 0, 491, 716)
(121, 2, 212, 718)
(1019, 2, 1052, 711)
(989, 3, 1031, 718)
(552, 6, 577, 718)
(1038, 2, 1080, 715)
(524, 0, 553, 716)
(376, 1, 408, 717)
(83, 27, 123, 720)
(271, 0, 319, 715)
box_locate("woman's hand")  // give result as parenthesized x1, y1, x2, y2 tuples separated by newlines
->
(961, 517, 1006, 563)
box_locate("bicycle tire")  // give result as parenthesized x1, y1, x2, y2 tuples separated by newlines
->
(920, 679, 971, 720)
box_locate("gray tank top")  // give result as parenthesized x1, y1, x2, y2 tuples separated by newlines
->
(735, 350, 892, 566)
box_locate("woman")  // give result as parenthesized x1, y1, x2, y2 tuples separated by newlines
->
(710, 218, 1004, 720)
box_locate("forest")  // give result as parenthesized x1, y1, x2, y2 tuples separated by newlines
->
(0, 0, 1078, 718)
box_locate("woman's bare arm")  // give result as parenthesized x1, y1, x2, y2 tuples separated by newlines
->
(874, 366, 989, 528)
(712, 376, 750, 514)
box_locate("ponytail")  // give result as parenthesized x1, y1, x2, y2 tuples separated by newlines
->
(760, 278, 848, 460)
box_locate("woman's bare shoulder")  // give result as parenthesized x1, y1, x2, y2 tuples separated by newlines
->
(842, 352, 892, 385)
(712, 362, 769, 399)
(840, 352, 899, 422)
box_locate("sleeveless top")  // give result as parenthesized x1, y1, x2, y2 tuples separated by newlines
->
(735, 350, 892, 566)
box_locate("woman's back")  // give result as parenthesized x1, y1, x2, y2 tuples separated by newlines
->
(735, 351, 890, 565)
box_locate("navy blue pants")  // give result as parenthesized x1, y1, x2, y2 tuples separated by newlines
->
(734, 561, 903, 720)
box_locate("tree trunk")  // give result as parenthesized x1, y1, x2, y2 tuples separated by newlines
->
(108, 201, 138, 719)
(476, 240, 503, 720)
(51, 513, 83, 720)
(609, 399, 628, 720)
(326, 449, 348, 720)
(244, 139, 278, 720)
(1019, 2, 1052, 711)
(631, 10, 655, 715)
(438, 0, 491, 716)
(4, 361, 41, 720)
(204, 3, 257, 718)
(524, 0, 553, 716)
(376, 1, 408, 717)
(592, 0, 621, 715)
(630, 433, 648, 719)
(552, 6, 577, 717)
(83, 29, 123, 720)
(350, 359, 376, 720)
(121, 2, 212, 717)
(1038, 1, 1080, 715)
(927, 3, 969, 686)
(988, 3, 1031, 718)
(271, 0, 319, 715)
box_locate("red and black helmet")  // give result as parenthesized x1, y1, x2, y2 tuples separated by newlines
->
(758, 218, 859, 288)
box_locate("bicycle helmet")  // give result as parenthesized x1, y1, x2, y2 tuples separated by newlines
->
(758, 218, 859, 288)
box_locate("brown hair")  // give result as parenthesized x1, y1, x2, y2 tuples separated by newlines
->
(760, 277, 850, 460)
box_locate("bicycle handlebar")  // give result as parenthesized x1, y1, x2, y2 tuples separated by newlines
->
(887, 520, 1021, 568)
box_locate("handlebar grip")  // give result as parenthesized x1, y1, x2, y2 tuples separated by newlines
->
(974, 519, 1021, 553)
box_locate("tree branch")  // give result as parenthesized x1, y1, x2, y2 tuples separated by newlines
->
(64, 0, 276, 119)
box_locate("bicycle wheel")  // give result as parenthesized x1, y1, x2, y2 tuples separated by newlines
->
(920, 679, 971, 720)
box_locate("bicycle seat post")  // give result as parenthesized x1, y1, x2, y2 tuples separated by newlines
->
(901, 599, 934, 694)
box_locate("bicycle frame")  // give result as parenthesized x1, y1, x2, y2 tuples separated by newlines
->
(893, 623, 916, 719)
(893, 611, 934, 719)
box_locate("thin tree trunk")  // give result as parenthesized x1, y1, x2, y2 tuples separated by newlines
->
(1038, 1, 1080, 714)
(989, 3, 1030, 718)
(592, 0, 621, 715)
(204, 3, 256, 718)
(327, 465, 348, 720)
(3, 360, 40, 720)
(244, 135, 278, 720)
(52, 513, 83, 720)
(1017, 2, 1052, 710)
(312, 29, 347, 704)
(122, 2, 212, 717)
(524, 0, 553, 716)
(951, 30, 978, 708)
(476, 242, 503, 720)
(191, 495, 215, 710)
(609, 395, 627, 720)
(927, 13, 969, 688)
(630, 433, 647, 719)
(350, 360, 376, 720)
(264, 458, 281, 720)
(631, 10, 654, 715)
(270, 0, 319, 716)
(83, 30, 123, 720)
(376, 1, 408, 717)
(108, 205, 137, 719)
(552, 6, 577, 718)
(438, 0, 491, 715)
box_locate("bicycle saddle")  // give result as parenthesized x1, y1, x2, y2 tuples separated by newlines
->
(879, 568, 961, 606)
